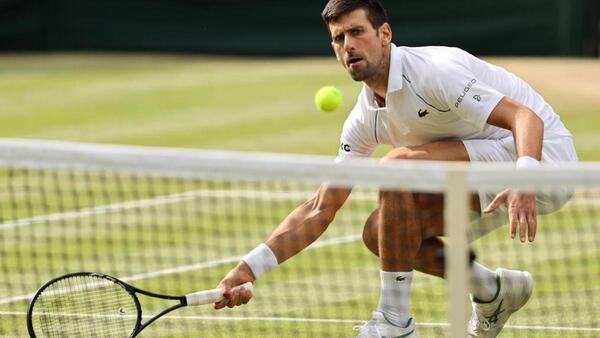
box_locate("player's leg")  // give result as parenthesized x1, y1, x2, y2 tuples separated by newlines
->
(361, 141, 492, 334)
(363, 141, 517, 336)
(462, 137, 574, 337)
(362, 193, 498, 300)
(464, 137, 577, 338)
(362, 198, 525, 338)
(377, 141, 470, 273)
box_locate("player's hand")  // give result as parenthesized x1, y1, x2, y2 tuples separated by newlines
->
(214, 261, 255, 309)
(483, 189, 537, 242)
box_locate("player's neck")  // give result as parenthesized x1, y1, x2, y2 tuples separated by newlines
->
(374, 93, 386, 107)
(364, 47, 391, 102)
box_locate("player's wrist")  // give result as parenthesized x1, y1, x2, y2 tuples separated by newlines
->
(241, 243, 278, 279)
(516, 156, 541, 169)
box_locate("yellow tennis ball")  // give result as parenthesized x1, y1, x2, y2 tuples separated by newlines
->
(314, 86, 342, 112)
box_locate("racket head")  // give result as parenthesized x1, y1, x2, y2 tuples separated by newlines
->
(27, 272, 142, 338)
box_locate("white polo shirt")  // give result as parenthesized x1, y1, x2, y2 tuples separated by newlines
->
(337, 44, 572, 160)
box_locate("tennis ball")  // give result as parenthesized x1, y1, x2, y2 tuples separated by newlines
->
(314, 86, 342, 112)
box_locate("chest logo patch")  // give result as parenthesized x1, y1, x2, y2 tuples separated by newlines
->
(418, 109, 430, 118)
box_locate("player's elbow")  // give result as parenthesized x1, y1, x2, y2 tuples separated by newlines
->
(532, 111, 544, 131)
(518, 108, 544, 132)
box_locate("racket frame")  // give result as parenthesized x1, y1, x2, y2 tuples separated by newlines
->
(27, 271, 190, 338)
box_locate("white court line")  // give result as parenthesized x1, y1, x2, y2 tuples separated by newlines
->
(0, 189, 375, 230)
(2, 188, 598, 327)
(0, 234, 361, 306)
(0, 186, 595, 230)
(2, 311, 599, 332)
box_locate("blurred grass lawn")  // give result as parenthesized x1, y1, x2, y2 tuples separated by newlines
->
(0, 54, 598, 337)
(0, 53, 598, 159)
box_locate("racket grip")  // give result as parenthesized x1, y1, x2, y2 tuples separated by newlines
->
(185, 282, 253, 305)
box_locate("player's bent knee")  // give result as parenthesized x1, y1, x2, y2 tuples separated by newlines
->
(378, 189, 414, 206)
(381, 146, 436, 162)
(380, 147, 414, 162)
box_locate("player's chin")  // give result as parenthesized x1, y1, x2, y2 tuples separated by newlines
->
(348, 69, 368, 81)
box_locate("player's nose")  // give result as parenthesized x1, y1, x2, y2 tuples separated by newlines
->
(343, 35, 357, 53)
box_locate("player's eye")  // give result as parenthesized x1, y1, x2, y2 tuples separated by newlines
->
(333, 34, 344, 43)
(351, 28, 363, 36)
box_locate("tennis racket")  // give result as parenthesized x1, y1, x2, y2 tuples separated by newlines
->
(26, 271, 253, 338)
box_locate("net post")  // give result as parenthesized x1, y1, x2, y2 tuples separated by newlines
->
(445, 163, 470, 338)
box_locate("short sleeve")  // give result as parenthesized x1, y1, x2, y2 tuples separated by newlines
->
(335, 93, 377, 162)
(424, 63, 505, 131)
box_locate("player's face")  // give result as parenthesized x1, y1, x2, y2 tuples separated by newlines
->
(328, 9, 391, 81)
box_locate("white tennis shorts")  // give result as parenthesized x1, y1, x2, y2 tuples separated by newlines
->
(462, 136, 578, 240)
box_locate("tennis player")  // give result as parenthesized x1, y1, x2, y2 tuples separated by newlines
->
(215, 1, 578, 337)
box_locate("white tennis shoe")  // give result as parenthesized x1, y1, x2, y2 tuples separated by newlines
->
(467, 268, 533, 337)
(354, 311, 418, 338)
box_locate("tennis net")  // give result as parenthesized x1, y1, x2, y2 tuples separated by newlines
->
(0, 139, 598, 337)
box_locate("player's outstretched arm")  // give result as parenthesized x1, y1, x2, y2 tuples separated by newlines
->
(214, 184, 351, 309)
(484, 96, 543, 242)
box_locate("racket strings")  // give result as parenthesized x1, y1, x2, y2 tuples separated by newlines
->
(30, 275, 138, 337)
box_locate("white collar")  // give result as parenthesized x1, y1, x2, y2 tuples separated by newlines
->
(364, 44, 403, 108)
(386, 43, 404, 93)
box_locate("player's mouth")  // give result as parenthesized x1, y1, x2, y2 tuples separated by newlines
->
(347, 57, 364, 69)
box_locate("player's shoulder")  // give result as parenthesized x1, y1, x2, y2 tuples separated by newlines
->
(394, 46, 477, 94)
(398, 45, 470, 64)
(398, 45, 471, 79)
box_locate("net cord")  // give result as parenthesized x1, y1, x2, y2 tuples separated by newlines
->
(0, 138, 598, 192)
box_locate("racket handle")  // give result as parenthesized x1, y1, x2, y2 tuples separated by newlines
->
(185, 282, 253, 305)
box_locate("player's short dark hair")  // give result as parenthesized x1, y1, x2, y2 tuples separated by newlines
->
(321, 0, 388, 29)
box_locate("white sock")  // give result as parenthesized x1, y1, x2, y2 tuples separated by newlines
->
(470, 262, 499, 302)
(376, 271, 412, 327)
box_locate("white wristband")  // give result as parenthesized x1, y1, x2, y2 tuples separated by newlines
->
(241, 243, 278, 278)
(516, 156, 541, 169)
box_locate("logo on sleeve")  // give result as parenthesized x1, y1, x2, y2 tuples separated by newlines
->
(417, 109, 430, 118)
(473, 95, 482, 102)
(340, 143, 351, 152)
(454, 78, 477, 108)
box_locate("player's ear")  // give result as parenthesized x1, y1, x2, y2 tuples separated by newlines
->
(379, 23, 392, 46)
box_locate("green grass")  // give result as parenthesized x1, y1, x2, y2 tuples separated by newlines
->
(0, 176, 598, 337)
(1, 54, 597, 159)
(0, 54, 359, 155)
(0, 54, 599, 337)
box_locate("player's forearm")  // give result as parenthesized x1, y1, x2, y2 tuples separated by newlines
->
(240, 186, 350, 279)
(265, 200, 337, 264)
(513, 108, 543, 160)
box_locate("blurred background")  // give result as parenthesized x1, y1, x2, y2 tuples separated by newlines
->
(1, 2, 600, 338)
(1, 0, 598, 56)
(1, 0, 599, 159)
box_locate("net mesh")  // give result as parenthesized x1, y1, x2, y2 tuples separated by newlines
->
(468, 187, 600, 336)
(0, 139, 599, 338)
(28, 274, 138, 337)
